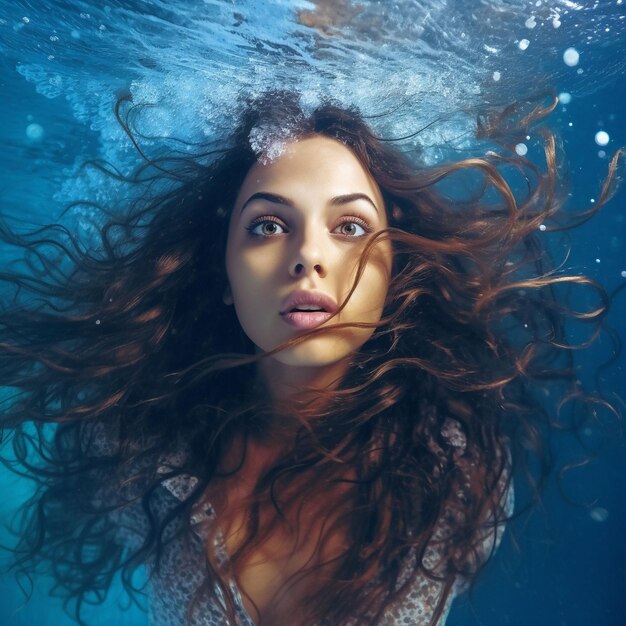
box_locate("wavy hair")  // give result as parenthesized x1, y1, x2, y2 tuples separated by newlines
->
(0, 91, 621, 626)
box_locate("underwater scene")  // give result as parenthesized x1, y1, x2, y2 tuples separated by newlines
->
(0, 1, 625, 625)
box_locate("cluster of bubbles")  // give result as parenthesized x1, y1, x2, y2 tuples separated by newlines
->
(249, 121, 299, 165)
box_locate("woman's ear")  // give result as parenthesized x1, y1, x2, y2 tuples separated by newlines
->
(222, 285, 234, 306)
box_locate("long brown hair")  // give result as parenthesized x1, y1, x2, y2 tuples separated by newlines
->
(0, 91, 621, 625)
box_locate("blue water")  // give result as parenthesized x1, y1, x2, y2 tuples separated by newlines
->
(1, 1, 625, 625)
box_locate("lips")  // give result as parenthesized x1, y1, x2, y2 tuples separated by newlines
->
(280, 290, 338, 330)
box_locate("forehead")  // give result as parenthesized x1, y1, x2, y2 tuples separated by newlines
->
(234, 135, 384, 209)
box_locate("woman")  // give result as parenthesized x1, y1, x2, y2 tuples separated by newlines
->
(0, 91, 619, 626)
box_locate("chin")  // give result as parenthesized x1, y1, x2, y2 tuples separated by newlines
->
(267, 330, 373, 369)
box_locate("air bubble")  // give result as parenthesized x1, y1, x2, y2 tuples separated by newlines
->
(598, 150, 606, 158)
(558, 92, 572, 104)
(595, 258, 600, 263)
(594, 130, 609, 146)
(539, 224, 547, 231)
(492, 71, 501, 81)
(621, 270, 626, 278)
(22, 16, 30, 23)
(518, 39, 530, 51)
(25, 123, 44, 141)
(515, 143, 528, 156)
(563, 47, 580, 66)
(590, 507, 609, 523)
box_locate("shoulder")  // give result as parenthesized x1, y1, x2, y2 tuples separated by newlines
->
(82, 420, 204, 551)
(436, 416, 513, 568)
(380, 417, 513, 625)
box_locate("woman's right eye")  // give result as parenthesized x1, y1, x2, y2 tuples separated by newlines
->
(246, 217, 288, 237)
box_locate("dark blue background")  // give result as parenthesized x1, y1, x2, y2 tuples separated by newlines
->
(1, 20, 625, 626)
(450, 74, 626, 626)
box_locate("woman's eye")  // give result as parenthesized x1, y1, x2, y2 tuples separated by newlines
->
(247, 219, 287, 237)
(333, 219, 371, 238)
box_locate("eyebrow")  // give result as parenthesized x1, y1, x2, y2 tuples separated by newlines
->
(239, 191, 380, 215)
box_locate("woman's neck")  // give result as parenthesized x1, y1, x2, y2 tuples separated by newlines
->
(257, 356, 348, 411)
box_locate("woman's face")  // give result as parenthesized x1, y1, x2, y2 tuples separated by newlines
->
(225, 135, 392, 369)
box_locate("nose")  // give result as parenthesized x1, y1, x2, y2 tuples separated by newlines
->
(288, 233, 327, 279)
(290, 261, 325, 278)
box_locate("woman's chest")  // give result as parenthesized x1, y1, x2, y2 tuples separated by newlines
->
(220, 485, 350, 625)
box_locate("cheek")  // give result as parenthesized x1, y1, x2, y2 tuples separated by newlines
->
(228, 247, 278, 297)
(226, 227, 257, 295)
(350, 244, 392, 312)
(226, 244, 284, 340)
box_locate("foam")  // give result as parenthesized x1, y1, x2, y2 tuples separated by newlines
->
(0, 0, 624, 216)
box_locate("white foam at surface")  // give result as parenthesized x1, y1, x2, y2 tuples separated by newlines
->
(557, 0, 583, 9)
(0, 0, 624, 215)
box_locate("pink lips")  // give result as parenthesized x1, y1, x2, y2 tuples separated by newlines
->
(280, 290, 338, 330)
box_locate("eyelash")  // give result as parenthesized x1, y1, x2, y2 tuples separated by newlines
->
(245, 214, 374, 238)
(335, 215, 374, 236)
(244, 215, 288, 237)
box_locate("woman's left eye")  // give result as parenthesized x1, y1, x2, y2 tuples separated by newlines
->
(333, 219, 372, 238)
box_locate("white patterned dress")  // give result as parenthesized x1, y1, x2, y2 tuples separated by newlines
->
(103, 418, 511, 626)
